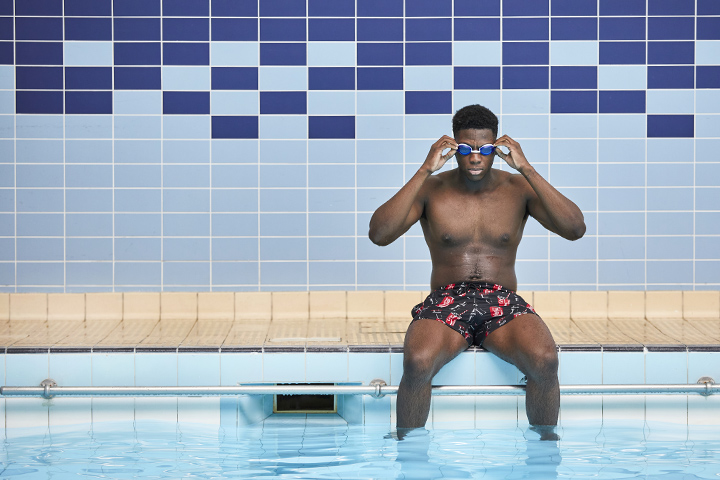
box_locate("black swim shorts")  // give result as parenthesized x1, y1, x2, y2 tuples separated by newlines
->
(410, 281, 538, 346)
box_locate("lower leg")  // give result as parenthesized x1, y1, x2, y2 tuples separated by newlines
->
(396, 374, 433, 429)
(525, 372, 559, 426)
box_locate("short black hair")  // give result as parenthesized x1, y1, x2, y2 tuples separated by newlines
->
(452, 104, 498, 138)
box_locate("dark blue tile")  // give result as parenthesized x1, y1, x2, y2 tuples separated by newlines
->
(502, 66, 549, 89)
(114, 0, 160, 16)
(163, 91, 210, 115)
(15, 17, 62, 40)
(551, 66, 597, 89)
(260, 43, 306, 66)
(648, 41, 694, 65)
(406, 0, 451, 16)
(65, 17, 112, 40)
(502, 42, 549, 65)
(454, 67, 500, 90)
(358, 0, 402, 17)
(309, 19, 354, 41)
(16, 66, 63, 89)
(261, 18, 306, 41)
(163, 43, 209, 65)
(114, 67, 161, 89)
(114, 18, 160, 41)
(162, 0, 208, 16)
(309, 116, 354, 139)
(454, 18, 500, 41)
(599, 42, 645, 64)
(648, 17, 694, 40)
(599, 90, 645, 113)
(0, 17, 11, 40)
(212, 67, 258, 90)
(405, 91, 451, 114)
(599, 0, 645, 15)
(551, 0, 596, 15)
(503, 18, 549, 41)
(211, 0, 257, 16)
(260, 91, 307, 114)
(65, 91, 112, 114)
(163, 18, 209, 41)
(64, 0, 110, 15)
(551, 91, 596, 113)
(65, 67, 112, 89)
(551, 17, 597, 40)
(698, 17, 720, 40)
(259, 0, 306, 16)
(648, 0, 694, 15)
(212, 18, 258, 41)
(212, 116, 259, 139)
(648, 66, 694, 89)
(599, 17, 645, 40)
(699, 0, 720, 14)
(16, 0, 61, 15)
(405, 43, 451, 65)
(357, 67, 402, 90)
(0, 0, 12, 14)
(0, 41, 13, 64)
(309, 0, 354, 16)
(697, 66, 720, 88)
(357, 43, 403, 65)
(16, 42, 63, 65)
(503, 0, 548, 16)
(358, 19, 403, 41)
(454, 0, 500, 16)
(114, 43, 161, 65)
(16, 91, 63, 114)
(309, 67, 355, 90)
(406, 18, 451, 41)
(647, 115, 694, 138)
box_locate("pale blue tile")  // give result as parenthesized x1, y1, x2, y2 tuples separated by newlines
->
(405, 235, 431, 260)
(0, 213, 13, 235)
(514, 139, 549, 163)
(92, 353, 134, 386)
(0, 91, 13, 114)
(307, 352, 348, 382)
(16, 189, 62, 214)
(259, 66, 307, 91)
(211, 165, 257, 188)
(550, 41, 598, 66)
(599, 163, 644, 187)
(213, 189, 258, 212)
(0, 238, 13, 260)
(599, 114, 646, 138)
(66, 139, 112, 163)
(67, 165, 112, 188)
(6, 354, 48, 386)
(389, 352, 404, 385)
(114, 213, 161, 236)
(599, 187, 644, 211)
(164, 261, 210, 286)
(647, 90, 694, 115)
(647, 260, 693, 284)
(115, 165, 160, 187)
(405, 66, 452, 91)
(213, 261, 258, 286)
(696, 90, 720, 114)
(66, 238, 112, 261)
(599, 212, 645, 235)
(178, 353, 220, 386)
(550, 236, 596, 259)
(348, 352, 389, 384)
(259, 139, 306, 163)
(17, 213, 63, 235)
(309, 139, 355, 163)
(475, 351, 520, 385)
(697, 114, 720, 138)
(357, 164, 403, 188)
(356, 115, 403, 139)
(363, 396, 391, 425)
(164, 140, 210, 164)
(688, 352, 720, 384)
(647, 138, 693, 163)
(115, 238, 160, 261)
(357, 139, 401, 164)
(114, 91, 162, 115)
(356, 188, 394, 211)
(550, 260, 596, 284)
(405, 261, 431, 286)
(221, 353, 263, 385)
(454, 41, 501, 66)
(357, 261, 403, 285)
(259, 238, 306, 261)
(264, 353, 305, 382)
(164, 115, 211, 139)
(357, 235, 401, 260)
(16, 115, 63, 139)
(211, 238, 258, 261)
(696, 261, 720, 283)
(212, 213, 258, 236)
(309, 237, 354, 261)
(212, 139, 258, 163)
(308, 91, 355, 115)
(17, 164, 63, 188)
(309, 164, 354, 188)
(647, 188, 693, 210)
(261, 188, 306, 211)
(357, 92, 404, 115)
(115, 140, 161, 163)
(503, 90, 549, 114)
(163, 213, 210, 235)
(164, 165, 210, 188)
(515, 260, 549, 284)
(646, 351, 687, 384)
(602, 351, 644, 384)
(211, 91, 258, 115)
(259, 116, 307, 139)
(260, 212, 305, 236)
(550, 163, 596, 187)
(0, 139, 13, 163)
(0, 115, 13, 138)
(64, 41, 112, 66)
(115, 189, 161, 212)
(162, 66, 211, 91)
(648, 211, 693, 235)
(565, 187, 596, 213)
(696, 40, 720, 65)
(17, 262, 64, 286)
(114, 261, 161, 286)
(597, 65, 646, 90)
(163, 189, 210, 212)
(549, 139, 597, 162)
(648, 164, 693, 187)
(433, 351, 475, 386)
(696, 164, 720, 187)
(259, 164, 306, 187)
(0, 66, 13, 89)
(135, 353, 178, 386)
(516, 236, 548, 260)
(598, 260, 644, 285)
(501, 114, 549, 138)
(697, 212, 720, 234)
(309, 213, 354, 236)
(560, 351, 602, 384)
(308, 42, 355, 67)
(115, 116, 162, 139)
(454, 90, 502, 114)
(164, 238, 210, 261)
(212, 42, 258, 66)
(309, 261, 354, 285)
(405, 114, 451, 139)
(549, 114, 596, 138)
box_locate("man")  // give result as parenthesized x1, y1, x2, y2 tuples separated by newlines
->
(369, 105, 586, 437)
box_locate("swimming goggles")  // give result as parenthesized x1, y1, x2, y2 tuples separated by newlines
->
(456, 143, 495, 156)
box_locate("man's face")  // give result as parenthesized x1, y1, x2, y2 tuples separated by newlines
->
(453, 128, 496, 181)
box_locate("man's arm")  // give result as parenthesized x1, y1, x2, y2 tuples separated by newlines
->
(369, 135, 458, 246)
(494, 135, 586, 241)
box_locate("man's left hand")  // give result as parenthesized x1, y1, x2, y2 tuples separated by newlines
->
(494, 135, 532, 175)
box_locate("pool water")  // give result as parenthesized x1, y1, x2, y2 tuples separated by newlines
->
(1, 415, 719, 479)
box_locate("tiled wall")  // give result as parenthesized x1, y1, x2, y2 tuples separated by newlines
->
(1, 0, 719, 293)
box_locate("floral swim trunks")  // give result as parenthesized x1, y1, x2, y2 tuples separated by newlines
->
(410, 281, 539, 346)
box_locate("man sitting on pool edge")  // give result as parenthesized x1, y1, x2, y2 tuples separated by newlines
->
(369, 104, 586, 439)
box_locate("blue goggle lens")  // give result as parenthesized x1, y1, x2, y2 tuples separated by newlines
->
(457, 144, 495, 156)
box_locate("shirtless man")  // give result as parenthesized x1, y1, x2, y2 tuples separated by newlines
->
(369, 105, 586, 435)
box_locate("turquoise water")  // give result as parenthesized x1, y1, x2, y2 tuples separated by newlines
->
(1, 415, 719, 479)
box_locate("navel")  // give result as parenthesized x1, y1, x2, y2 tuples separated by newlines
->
(500, 233, 510, 243)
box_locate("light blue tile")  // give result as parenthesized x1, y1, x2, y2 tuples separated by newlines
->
(599, 212, 645, 235)
(550, 41, 598, 66)
(213, 189, 258, 212)
(67, 261, 113, 286)
(696, 40, 720, 65)
(356, 188, 395, 212)
(212, 238, 258, 261)
(164, 261, 210, 286)
(475, 351, 519, 385)
(560, 351, 602, 384)
(309, 164, 354, 188)
(696, 90, 720, 114)
(162, 66, 211, 91)
(0, 66, 13, 88)
(212, 139, 258, 163)
(696, 236, 720, 259)
(647, 260, 693, 284)
(454, 90, 502, 114)
(259, 139, 306, 163)
(309, 213, 354, 236)
(164, 140, 210, 164)
(114, 91, 162, 115)
(0, 115, 13, 138)
(363, 395, 391, 425)
(0, 213, 13, 235)
(696, 164, 720, 187)
(66, 139, 112, 163)
(259, 165, 306, 188)
(17, 164, 63, 188)
(646, 351, 687, 384)
(211, 91, 258, 115)
(599, 187, 644, 212)
(357, 261, 403, 285)
(164, 115, 211, 139)
(308, 42, 355, 67)
(647, 138, 693, 163)
(115, 165, 161, 187)
(64, 41, 112, 66)
(67, 165, 113, 188)
(307, 352, 348, 382)
(688, 352, 720, 383)
(357, 92, 404, 115)
(115, 238, 160, 261)
(17, 213, 63, 235)
(16, 115, 64, 139)
(357, 139, 401, 164)
(405, 114, 451, 139)
(405, 261, 431, 285)
(164, 238, 210, 261)
(515, 260, 549, 284)
(309, 237, 354, 261)
(550, 163, 596, 187)
(178, 353, 220, 386)
(514, 139, 549, 163)
(696, 261, 720, 283)
(212, 213, 258, 236)
(115, 140, 161, 163)
(550, 114, 598, 138)
(17, 262, 64, 286)
(356, 115, 403, 139)
(16, 189, 63, 212)
(648, 211, 693, 235)
(115, 116, 162, 139)
(259, 66, 307, 91)
(602, 351, 644, 384)
(598, 260, 644, 286)
(134, 353, 178, 386)
(0, 91, 14, 114)
(212, 42, 258, 66)
(454, 41, 501, 66)
(550, 236, 596, 260)
(66, 238, 112, 261)
(115, 189, 161, 212)
(264, 353, 305, 382)
(697, 212, 720, 234)
(597, 65, 646, 90)
(6, 353, 48, 386)
(212, 261, 258, 286)
(259, 116, 307, 140)
(648, 164, 693, 187)
(357, 164, 403, 188)
(404, 66, 452, 91)
(599, 114, 646, 138)
(260, 238, 306, 261)
(433, 351, 475, 386)
(599, 163, 644, 187)
(348, 353, 390, 385)
(0, 139, 13, 163)
(647, 90, 694, 114)
(211, 165, 257, 188)
(114, 213, 161, 236)
(0, 238, 13, 260)
(357, 235, 401, 260)
(549, 139, 597, 162)
(309, 261, 355, 285)
(164, 165, 210, 188)
(309, 139, 355, 163)
(259, 212, 306, 236)
(163, 213, 210, 236)
(114, 261, 161, 286)
(405, 235, 431, 260)
(92, 353, 134, 386)
(550, 260, 596, 284)
(516, 236, 548, 260)
(221, 353, 263, 385)
(163, 189, 210, 212)
(503, 90, 549, 114)
(647, 188, 693, 210)
(697, 114, 720, 138)
(308, 91, 355, 115)
(501, 114, 549, 138)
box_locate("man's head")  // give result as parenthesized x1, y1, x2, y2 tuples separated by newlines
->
(452, 104, 498, 139)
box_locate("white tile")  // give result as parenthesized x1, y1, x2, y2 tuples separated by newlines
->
(6, 398, 48, 429)
(92, 353, 134, 386)
(135, 353, 178, 386)
(49, 397, 92, 427)
(603, 351, 644, 384)
(645, 395, 687, 427)
(560, 351, 602, 384)
(389, 352, 404, 386)
(306, 352, 348, 382)
(263, 353, 305, 383)
(6, 354, 48, 387)
(178, 397, 220, 426)
(688, 351, 720, 385)
(348, 352, 390, 385)
(433, 351, 475, 386)
(475, 351, 519, 385)
(91, 398, 135, 427)
(646, 352, 687, 384)
(49, 353, 92, 386)
(177, 353, 220, 386)
(134, 397, 177, 423)
(221, 352, 263, 385)
(688, 395, 720, 426)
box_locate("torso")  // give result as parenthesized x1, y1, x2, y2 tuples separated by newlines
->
(420, 168, 530, 291)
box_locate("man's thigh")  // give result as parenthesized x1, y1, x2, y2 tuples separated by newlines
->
(481, 314, 557, 372)
(403, 318, 470, 370)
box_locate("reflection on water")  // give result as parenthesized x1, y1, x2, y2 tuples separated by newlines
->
(0, 416, 718, 479)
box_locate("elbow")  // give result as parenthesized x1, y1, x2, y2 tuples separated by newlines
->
(567, 221, 586, 241)
(368, 228, 391, 246)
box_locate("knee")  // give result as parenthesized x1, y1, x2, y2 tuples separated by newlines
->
(403, 349, 439, 383)
(525, 345, 558, 380)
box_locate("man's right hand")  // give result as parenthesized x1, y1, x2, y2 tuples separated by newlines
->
(422, 135, 458, 174)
